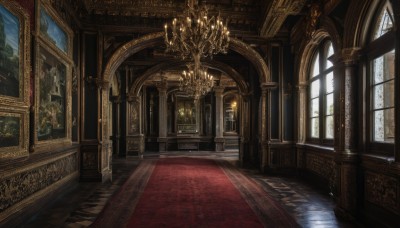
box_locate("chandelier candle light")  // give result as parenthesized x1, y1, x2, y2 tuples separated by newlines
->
(180, 64, 214, 101)
(164, 0, 230, 99)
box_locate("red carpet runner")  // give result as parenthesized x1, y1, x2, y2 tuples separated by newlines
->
(91, 157, 298, 227)
(127, 157, 262, 227)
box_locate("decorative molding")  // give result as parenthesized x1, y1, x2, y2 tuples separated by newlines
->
(305, 1, 323, 40)
(85, 76, 109, 90)
(80, 0, 259, 31)
(260, 0, 306, 38)
(72, 64, 78, 94)
(338, 48, 361, 65)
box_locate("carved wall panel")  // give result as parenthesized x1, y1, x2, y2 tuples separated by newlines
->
(127, 101, 139, 135)
(305, 152, 335, 181)
(0, 152, 78, 213)
(365, 171, 399, 214)
(81, 147, 97, 170)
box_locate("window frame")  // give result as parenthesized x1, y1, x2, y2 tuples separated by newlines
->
(364, 1, 396, 156)
(307, 39, 335, 146)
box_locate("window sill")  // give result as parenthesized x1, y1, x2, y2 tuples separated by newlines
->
(297, 143, 334, 152)
(362, 153, 395, 164)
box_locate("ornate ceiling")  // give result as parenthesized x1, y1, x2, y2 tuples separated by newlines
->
(76, 0, 307, 39)
(53, 0, 345, 91)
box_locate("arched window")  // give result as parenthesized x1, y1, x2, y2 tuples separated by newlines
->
(308, 40, 335, 142)
(367, 2, 395, 152)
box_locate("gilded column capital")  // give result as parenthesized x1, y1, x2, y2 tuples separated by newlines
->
(127, 95, 140, 104)
(85, 76, 110, 90)
(156, 75, 168, 93)
(213, 86, 225, 95)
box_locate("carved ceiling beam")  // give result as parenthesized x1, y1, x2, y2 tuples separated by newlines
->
(260, 0, 306, 38)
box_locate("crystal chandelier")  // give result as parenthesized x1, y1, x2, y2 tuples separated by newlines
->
(164, 0, 229, 99)
(179, 63, 214, 101)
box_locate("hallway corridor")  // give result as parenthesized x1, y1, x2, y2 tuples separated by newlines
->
(22, 152, 357, 228)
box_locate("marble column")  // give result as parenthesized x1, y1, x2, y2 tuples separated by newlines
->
(334, 48, 360, 219)
(214, 86, 225, 151)
(295, 84, 307, 170)
(157, 76, 168, 152)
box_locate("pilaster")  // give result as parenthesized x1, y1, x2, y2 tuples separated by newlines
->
(157, 76, 168, 152)
(259, 83, 275, 172)
(333, 47, 361, 219)
(111, 96, 121, 156)
(214, 86, 225, 151)
(126, 95, 144, 158)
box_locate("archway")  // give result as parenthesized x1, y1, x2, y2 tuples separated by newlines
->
(101, 31, 271, 166)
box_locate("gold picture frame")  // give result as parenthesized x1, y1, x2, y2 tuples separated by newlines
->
(0, 0, 30, 159)
(35, 0, 73, 58)
(0, 107, 29, 159)
(33, 0, 73, 152)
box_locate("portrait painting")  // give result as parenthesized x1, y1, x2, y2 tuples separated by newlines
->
(37, 46, 66, 141)
(39, 7, 68, 53)
(0, 5, 20, 98)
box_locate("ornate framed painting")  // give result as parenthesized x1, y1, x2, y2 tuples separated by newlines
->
(33, 42, 72, 151)
(0, 107, 29, 159)
(33, 0, 73, 152)
(35, 0, 72, 58)
(0, 0, 30, 106)
(0, 0, 30, 158)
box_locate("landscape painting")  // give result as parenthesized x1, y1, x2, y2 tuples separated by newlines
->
(0, 114, 20, 148)
(0, 5, 20, 98)
(39, 7, 67, 53)
(37, 46, 66, 141)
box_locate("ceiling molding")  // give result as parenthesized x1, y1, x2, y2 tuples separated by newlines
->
(260, 0, 306, 38)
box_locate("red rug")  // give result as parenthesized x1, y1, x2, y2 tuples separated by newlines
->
(127, 157, 263, 227)
(91, 157, 298, 227)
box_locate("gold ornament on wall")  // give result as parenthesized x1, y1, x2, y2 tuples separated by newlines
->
(305, 1, 322, 39)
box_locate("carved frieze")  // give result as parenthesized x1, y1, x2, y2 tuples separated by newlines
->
(80, 0, 259, 31)
(365, 172, 399, 214)
(0, 153, 78, 212)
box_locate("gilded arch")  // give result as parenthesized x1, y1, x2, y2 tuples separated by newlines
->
(102, 32, 270, 85)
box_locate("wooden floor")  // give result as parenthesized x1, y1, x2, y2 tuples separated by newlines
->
(22, 151, 358, 227)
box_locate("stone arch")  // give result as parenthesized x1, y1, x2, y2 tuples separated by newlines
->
(103, 32, 270, 85)
(110, 72, 120, 97)
(343, 0, 382, 48)
(297, 27, 341, 85)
